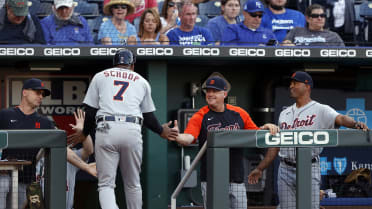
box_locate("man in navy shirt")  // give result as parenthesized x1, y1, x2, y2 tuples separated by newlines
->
(0, 78, 54, 209)
(221, 0, 277, 46)
(261, 0, 306, 43)
(166, 2, 214, 45)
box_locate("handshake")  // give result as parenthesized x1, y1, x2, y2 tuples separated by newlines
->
(160, 120, 180, 141)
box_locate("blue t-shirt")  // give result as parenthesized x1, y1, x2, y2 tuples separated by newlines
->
(40, 15, 93, 45)
(261, 8, 306, 43)
(166, 26, 214, 46)
(206, 15, 230, 42)
(221, 22, 277, 46)
(98, 19, 137, 45)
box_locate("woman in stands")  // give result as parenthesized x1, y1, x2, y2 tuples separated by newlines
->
(206, 0, 241, 45)
(128, 8, 169, 45)
(159, 0, 180, 34)
(98, 0, 137, 45)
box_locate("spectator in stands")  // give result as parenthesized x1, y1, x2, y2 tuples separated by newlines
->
(166, 2, 214, 45)
(282, 4, 345, 46)
(0, 0, 45, 44)
(328, 0, 355, 45)
(125, 0, 157, 23)
(221, 0, 277, 46)
(128, 8, 169, 45)
(98, 0, 136, 45)
(261, 0, 306, 43)
(206, 0, 240, 45)
(159, 0, 180, 34)
(40, 0, 93, 45)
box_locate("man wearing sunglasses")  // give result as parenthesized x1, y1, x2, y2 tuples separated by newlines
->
(282, 4, 345, 46)
(261, 0, 306, 43)
(221, 0, 277, 46)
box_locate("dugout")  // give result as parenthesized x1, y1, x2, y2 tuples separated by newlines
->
(0, 46, 372, 209)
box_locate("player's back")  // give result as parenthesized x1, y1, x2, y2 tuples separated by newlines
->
(92, 67, 153, 118)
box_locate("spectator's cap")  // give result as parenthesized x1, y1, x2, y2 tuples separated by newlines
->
(103, 0, 135, 16)
(7, 0, 30, 16)
(54, 0, 76, 9)
(203, 76, 228, 91)
(243, 0, 264, 13)
(291, 71, 313, 88)
(22, 78, 51, 96)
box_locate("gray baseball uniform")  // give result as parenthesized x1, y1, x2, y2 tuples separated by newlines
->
(277, 100, 339, 209)
(83, 67, 155, 209)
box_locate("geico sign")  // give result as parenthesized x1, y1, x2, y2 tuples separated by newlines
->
(275, 49, 311, 57)
(320, 49, 356, 57)
(183, 48, 220, 56)
(137, 48, 173, 56)
(0, 48, 34, 56)
(90, 47, 123, 56)
(229, 48, 265, 56)
(265, 131, 329, 145)
(44, 48, 80, 56)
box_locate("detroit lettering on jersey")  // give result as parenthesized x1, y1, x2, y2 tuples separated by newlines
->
(207, 122, 240, 131)
(103, 69, 140, 82)
(179, 35, 207, 46)
(280, 114, 316, 129)
(294, 36, 326, 45)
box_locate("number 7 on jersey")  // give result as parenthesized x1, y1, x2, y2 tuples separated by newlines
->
(113, 80, 129, 101)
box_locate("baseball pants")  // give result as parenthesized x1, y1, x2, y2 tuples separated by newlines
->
(277, 161, 320, 209)
(95, 121, 143, 209)
(0, 174, 27, 209)
(201, 181, 247, 209)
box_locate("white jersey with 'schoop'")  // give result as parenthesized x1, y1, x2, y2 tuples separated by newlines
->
(278, 100, 340, 161)
(83, 67, 156, 118)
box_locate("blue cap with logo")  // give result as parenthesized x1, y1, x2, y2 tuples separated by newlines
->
(243, 0, 264, 13)
(204, 76, 228, 91)
(291, 71, 313, 88)
(22, 78, 51, 96)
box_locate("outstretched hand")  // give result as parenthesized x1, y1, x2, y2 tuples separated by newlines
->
(247, 168, 263, 185)
(67, 109, 86, 146)
(160, 120, 179, 141)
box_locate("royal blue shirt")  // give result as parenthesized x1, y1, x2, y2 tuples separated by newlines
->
(166, 26, 214, 46)
(206, 15, 230, 42)
(261, 7, 306, 43)
(221, 22, 277, 46)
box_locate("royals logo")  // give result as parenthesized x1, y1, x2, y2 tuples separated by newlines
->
(333, 157, 347, 175)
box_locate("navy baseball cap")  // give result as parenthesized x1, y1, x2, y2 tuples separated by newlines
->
(291, 71, 313, 88)
(243, 0, 264, 13)
(22, 78, 51, 96)
(204, 76, 228, 91)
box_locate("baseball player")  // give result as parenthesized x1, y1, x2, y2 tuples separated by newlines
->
(248, 71, 369, 209)
(173, 75, 279, 209)
(68, 48, 178, 209)
(0, 78, 54, 209)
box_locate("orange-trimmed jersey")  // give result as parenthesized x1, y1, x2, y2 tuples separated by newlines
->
(184, 104, 259, 183)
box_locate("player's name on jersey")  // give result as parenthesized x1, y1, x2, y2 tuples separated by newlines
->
(256, 130, 338, 148)
(1, 47, 372, 58)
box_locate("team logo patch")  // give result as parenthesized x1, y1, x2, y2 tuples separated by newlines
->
(333, 157, 347, 175)
(35, 122, 40, 129)
(291, 72, 296, 78)
(41, 82, 44, 87)
(209, 79, 215, 85)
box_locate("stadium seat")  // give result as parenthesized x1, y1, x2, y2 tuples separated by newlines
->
(29, 1, 53, 18)
(359, 1, 372, 43)
(198, 0, 221, 18)
(75, 1, 100, 18)
(87, 15, 109, 44)
(195, 14, 209, 27)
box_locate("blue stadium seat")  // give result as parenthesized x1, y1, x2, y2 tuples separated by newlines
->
(198, 0, 221, 18)
(75, 1, 100, 18)
(40, 0, 54, 3)
(30, 1, 53, 18)
(195, 14, 209, 27)
(87, 15, 109, 43)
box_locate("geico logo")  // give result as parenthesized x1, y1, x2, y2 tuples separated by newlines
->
(0, 48, 34, 56)
(229, 48, 265, 56)
(44, 48, 80, 56)
(275, 49, 311, 57)
(183, 48, 220, 56)
(137, 48, 173, 56)
(366, 50, 372, 57)
(265, 131, 329, 145)
(90, 48, 123, 56)
(320, 49, 356, 57)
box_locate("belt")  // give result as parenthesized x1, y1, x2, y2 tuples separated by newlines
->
(96, 115, 143, 125)
(281, 157, 318, 167)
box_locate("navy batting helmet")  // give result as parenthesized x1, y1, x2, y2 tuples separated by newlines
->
(113, 49, 136, 66)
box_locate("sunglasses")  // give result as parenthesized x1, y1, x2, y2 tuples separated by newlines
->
(112, 4, 128, 9)
(249, 13, 263, 18)
(168, 2, 176, 7)
(309, 13, 326, 18)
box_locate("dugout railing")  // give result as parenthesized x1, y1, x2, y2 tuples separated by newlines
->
(0, 130, 66, 209)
